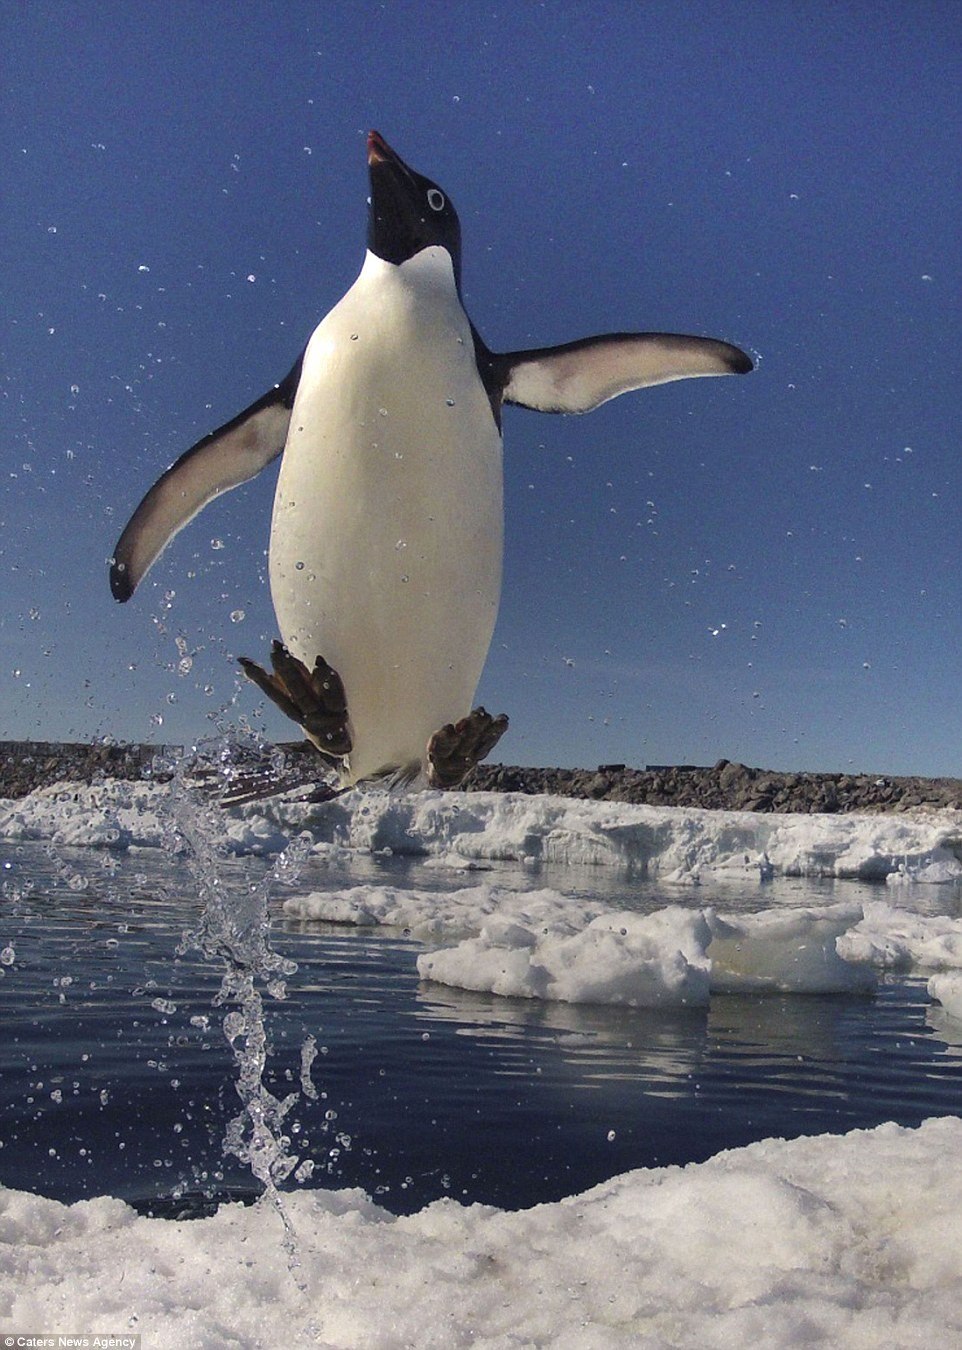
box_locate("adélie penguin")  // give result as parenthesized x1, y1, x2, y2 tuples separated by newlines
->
(110, 130, 753, 792)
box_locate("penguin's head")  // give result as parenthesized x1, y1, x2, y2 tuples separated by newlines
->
(367, 131, 462, 287)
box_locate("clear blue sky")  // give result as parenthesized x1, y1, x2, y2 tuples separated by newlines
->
(2, 1, 960, 775)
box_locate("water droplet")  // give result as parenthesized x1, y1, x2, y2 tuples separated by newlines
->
(295, 560, 305, 570)
(0, 946, 15, 966)
(230, 609, 246, 623)
(210, 538, 224, 551)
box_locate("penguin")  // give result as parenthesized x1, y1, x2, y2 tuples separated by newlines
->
(110, 130, 752, 791)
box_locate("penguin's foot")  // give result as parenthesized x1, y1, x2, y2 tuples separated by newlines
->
(426, 707, 509, 789)
(238, 641, 352, 759)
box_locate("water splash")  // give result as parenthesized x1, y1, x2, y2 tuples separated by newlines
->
(156, 731, 316, 1269)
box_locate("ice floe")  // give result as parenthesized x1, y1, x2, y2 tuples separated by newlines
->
(2, 1117, 960, 1347)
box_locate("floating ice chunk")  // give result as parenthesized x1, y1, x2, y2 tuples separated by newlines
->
(417, 906, 713, 1008)
(837, 902, 962, 971)
(928, 972, 962, 1021)
(285, 884, 605, 945)
(707, 904, 876, 994)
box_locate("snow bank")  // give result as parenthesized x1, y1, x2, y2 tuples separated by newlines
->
(3, 1117, 960, 1347)
(2, 780, 960, 883)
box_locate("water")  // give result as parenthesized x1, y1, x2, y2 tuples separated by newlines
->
(2, 834, 960, 1218)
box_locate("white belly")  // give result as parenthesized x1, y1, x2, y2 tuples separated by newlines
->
(269, 249, 503, 783)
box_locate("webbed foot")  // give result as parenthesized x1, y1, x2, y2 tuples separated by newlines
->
(238, 641, 352, 761)
(427, 706, 509, 789)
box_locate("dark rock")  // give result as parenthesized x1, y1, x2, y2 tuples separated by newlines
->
(1, 740, 960, 816)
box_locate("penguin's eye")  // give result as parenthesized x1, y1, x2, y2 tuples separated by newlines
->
(426, 188, 445, 212)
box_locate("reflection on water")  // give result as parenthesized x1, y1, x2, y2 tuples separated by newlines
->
(1, 840, 960, 1216)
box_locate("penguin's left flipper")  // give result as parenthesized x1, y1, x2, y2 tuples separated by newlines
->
(110, 353, 304, 602)
(238, 641, 353, 760)
(498, 333, 753, 414)
(427, 707, 509, 789)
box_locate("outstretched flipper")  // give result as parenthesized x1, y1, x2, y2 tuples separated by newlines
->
(427, 707, 509, 789)
(109, 354, 304, 601)
(238, 642, 352, 761)
(492, 332, 752, 415)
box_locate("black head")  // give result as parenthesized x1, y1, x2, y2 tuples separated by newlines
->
(367, 130, 462, 287)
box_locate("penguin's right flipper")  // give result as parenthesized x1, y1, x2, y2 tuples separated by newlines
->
(498, 333, 753, 415)
(109, 353, 304, 602)
(238, 641, 353, 760)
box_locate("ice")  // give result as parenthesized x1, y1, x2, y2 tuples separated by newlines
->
(707, 904, 877, 994)
(3, 779, 959, 1009)
(422, 901, 879, 1001)
(285, 883, 606, 943)
(929, 972, 962, 1022)
(837, 900, 962, 971)
(2, 1117, 961, 1345)
(418, 906, 714, 1006)
(2, 776, 962, 1339)
(3, 780, 961, 884)
(288, 886, 880, 1003)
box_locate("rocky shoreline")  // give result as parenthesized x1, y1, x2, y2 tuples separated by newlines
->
(1, 739, 959, 814)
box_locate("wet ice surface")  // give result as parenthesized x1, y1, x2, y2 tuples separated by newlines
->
(1, 839, 960, 1217)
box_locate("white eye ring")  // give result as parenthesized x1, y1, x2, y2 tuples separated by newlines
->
(427, 188, 445, 212)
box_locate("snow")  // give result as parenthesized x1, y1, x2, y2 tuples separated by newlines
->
(2, 777, 961, 1343)
(2, 1117, 960, 1347)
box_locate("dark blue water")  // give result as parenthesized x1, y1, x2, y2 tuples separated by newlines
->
(1, 842, 960, 1216)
